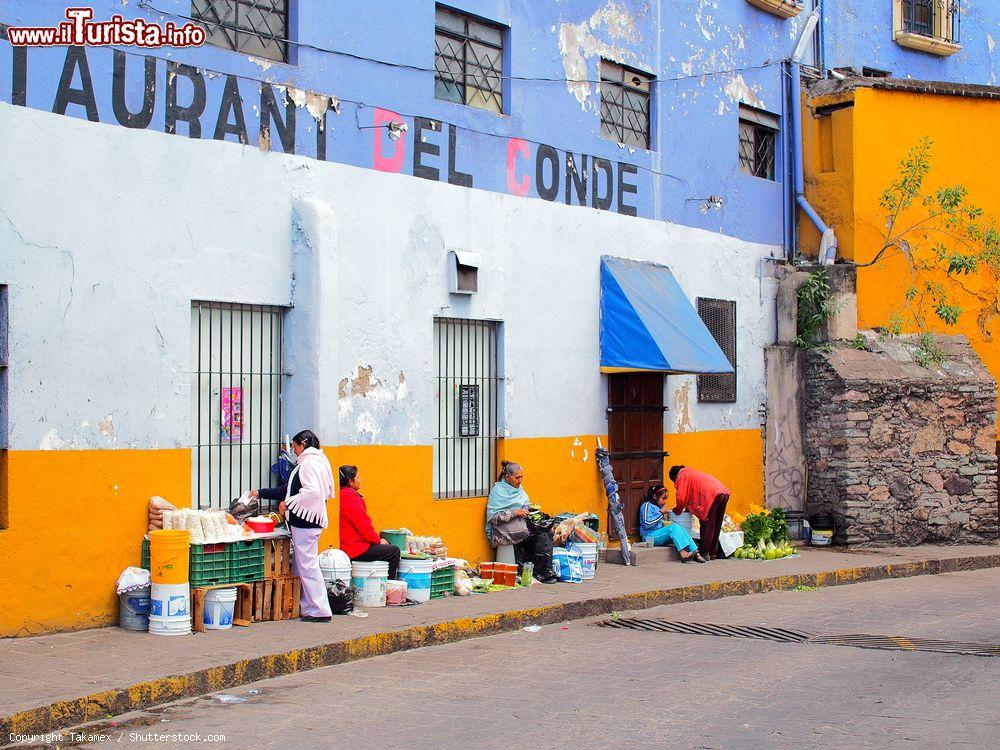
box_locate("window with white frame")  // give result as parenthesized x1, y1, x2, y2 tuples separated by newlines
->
(738, 105, 779, 181)
(894, 0, 961, 54)
(191, 301, 286, 510)
(192, 0, 290, 62)
(600, 60, 653, 149)
(434, 6, 505, 114)
(433, 318, 503, 499)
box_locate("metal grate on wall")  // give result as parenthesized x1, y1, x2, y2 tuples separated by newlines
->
(697, 298, 737, 403)
(191, 301, 286, 510)
(434, 318, 503, 499)
(191, 0, 290, 63)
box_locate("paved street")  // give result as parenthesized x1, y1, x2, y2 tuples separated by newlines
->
(23, 568, 1000, 750)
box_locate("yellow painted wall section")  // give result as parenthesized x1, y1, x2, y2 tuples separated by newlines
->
(664, 429, 765, 518)
(813, 88, 1000, 379)
(801, 91, 857, 260)
(0, 449, 190, 637)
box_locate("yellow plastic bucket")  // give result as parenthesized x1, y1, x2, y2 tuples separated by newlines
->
(149, 530, 190, 584)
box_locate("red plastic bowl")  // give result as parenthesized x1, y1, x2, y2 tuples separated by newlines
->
(245, 518, 276, 533)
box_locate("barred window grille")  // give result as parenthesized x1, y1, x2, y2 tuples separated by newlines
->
(434, 318, 503, 499)
(902, 0, 961, 43)
(434, 6, 505, 114)
(191, 302, 286, 510)
(738, 105, 779, 181)
(697, 298, 737, 404)
(192, 0, 289, 62)
(600, 60, 653, 149)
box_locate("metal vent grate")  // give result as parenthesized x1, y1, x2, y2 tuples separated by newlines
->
(595, 618, 1000, 658)
(697, 298, 737, 403)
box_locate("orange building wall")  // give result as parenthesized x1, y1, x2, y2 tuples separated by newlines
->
(1, 428, 764, 636)
(804, 87, 1000, 379)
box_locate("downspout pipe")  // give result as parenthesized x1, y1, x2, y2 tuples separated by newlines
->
(790, 7, 837, 263)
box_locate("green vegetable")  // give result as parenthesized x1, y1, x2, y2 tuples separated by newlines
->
(767, 507, 789, 543)
(741, 513, 771, 547)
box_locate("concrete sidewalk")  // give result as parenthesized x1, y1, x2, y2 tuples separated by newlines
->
(3, 544, 999, 740)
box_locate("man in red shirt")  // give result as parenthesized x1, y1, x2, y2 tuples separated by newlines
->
(338, 465, 400, 579)
(669, 465, 730, 560)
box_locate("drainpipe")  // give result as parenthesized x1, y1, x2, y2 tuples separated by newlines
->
(790, 6, 837, 264)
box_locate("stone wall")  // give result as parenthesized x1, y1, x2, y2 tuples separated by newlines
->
(803, 335, 999, 545)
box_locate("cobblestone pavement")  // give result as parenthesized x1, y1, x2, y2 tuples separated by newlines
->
(23, 568, 999, 750)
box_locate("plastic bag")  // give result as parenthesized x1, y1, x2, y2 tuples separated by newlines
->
(326, 579, 355, 615)
(228, 492, 260, 523)
(148, 496, 176, 531)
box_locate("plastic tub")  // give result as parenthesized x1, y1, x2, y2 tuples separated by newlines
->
(149, 530, 190, 584)
(119, 586, 150, 631)
(385, 579, 408, 606)
(245, 517, 276, 533)
(148, 582, 191, 636)
(398, 558, 434, 603)
(572, 542, 598, 580)
(351, 561, 389, 607)
(318, 548, 353, 585)
(381, 529, 408, 552)
(203, 587, 238, 630)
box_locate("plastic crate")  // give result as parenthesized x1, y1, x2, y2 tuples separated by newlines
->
(430, 564, 455, 599)
(228, 539, 265, 582)
(190, 542, 230, 586)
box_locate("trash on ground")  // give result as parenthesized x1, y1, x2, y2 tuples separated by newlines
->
(215, 694, 247, 704)
(523, 625, 541, 633)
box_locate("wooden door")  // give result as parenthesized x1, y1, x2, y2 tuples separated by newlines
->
(607, 373, 666, 538)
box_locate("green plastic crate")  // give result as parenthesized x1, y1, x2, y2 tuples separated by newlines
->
(190, 543, 230, 586)
(228, 539, 265, 583)
(140, 537, 229, 586)
(430, 564, 454, 599)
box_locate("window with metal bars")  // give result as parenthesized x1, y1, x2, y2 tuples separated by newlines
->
(738, 105, 779, 181)
(191, 302, 286, 510)
(191, 0, 289, 62)
(0, 285, 7, 530)
(600, 60, 653, 150)
(697, 298, 737, 404)
(901, 0, 961, 43)
(434, 6, 505, 115)
(434, 318, 503, 499)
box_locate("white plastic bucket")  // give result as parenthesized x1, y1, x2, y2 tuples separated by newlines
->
(203, 587, 238, 630)
(351, 561, 389, 607)
(119, 585, 150, 631)
(319, 548, 353, 585)
(148, 582, 191, 636)
(397, 558, 433, 603)
(573, 543, 598, 580)
(385, 579, 408, 606)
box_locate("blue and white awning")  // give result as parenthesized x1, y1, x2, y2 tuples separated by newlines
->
(599, 256, 735, 375)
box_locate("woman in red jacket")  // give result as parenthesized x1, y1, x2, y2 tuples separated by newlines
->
(669, 465, 730, 561)
(338, 465, 400, 579)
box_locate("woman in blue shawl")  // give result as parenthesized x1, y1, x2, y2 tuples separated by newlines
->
(486, 461, 558, 583)
(639, 485, 706, 563)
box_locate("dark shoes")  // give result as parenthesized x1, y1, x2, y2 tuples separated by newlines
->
(300, 615, 332, 623)
(535, 575, 559, 584)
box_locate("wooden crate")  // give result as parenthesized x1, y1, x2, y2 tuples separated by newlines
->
(264, 537, 292, 579)
(252, 575, 301, 622)
(191, 583, 253, 634)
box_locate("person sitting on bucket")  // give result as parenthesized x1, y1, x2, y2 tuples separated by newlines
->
(338, 465, 401, 580)
(638, 485, 706, 563)
(669, 465, 730, 561)
(485, 461, 559, 584)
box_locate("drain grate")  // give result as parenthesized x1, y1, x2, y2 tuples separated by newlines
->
(595, 618, 1000, 658)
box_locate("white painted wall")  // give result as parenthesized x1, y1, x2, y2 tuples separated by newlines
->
(0, 104, 778, 453)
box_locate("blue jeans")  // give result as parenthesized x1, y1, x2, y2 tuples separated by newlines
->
(642, 524, 698, 554)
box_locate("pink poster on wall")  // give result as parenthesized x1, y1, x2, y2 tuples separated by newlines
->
(221, 387, 243, 442)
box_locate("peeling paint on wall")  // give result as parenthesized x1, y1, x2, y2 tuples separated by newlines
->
(558, 0, 642, 112)
(673, 380, 694, 434)
(723, 74, 764, 109)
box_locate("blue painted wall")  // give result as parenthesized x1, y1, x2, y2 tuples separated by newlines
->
(1, 1, 997, 250)
(823, 1, 1000, 85)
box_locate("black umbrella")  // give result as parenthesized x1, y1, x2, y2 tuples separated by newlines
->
(595, 445, 632, 566)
